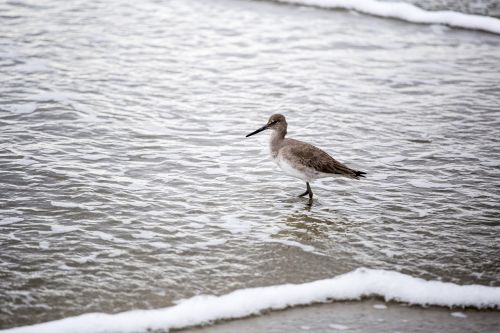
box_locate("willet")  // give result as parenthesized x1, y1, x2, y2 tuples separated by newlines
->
(246, 114, 365, 202)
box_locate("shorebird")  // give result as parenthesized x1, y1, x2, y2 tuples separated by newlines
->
(246, 114, 365, 202)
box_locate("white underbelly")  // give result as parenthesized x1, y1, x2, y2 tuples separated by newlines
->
(274, 154, 327, 182)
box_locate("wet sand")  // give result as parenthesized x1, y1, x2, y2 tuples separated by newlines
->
(180, 300, 500, 333)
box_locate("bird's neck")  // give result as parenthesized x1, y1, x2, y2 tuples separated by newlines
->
(270, 127, 286, 158)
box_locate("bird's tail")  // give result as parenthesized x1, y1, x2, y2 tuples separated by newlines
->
(354, 170, 366, 179)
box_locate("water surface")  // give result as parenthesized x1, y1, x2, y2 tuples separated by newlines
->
(1, 0, 499, 329)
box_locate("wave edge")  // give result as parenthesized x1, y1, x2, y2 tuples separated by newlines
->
(275, 0, 500, 34)
(2, 268, 500, 333)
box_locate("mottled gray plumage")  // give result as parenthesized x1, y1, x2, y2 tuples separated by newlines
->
(246, 114, 365, 202)
(278, 138, 364, 179)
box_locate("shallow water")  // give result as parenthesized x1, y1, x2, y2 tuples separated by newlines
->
(1, 0, 500, 329)
(403, 0, 500, 16)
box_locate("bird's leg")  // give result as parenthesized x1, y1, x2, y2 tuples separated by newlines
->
(298, 182, 311, 198)
(306, 183, 314, 206)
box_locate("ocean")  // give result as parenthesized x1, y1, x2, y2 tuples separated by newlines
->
(1, 0, 499, 332)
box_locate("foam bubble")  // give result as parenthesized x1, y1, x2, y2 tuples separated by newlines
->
(8, 103, 38, 115)
(451, 312, 467, 318)
(0, 217, 24, 226)
(329, 323, 349, 330)
(16, 158, 37, 166)
(50, 201, 87, 209)
(30, 91, 72, 102)
(268, 238, 316, 253)
(131, 230, 158, 239)
(106, 249, 126, 258)
(187, 222, 204, 229)
(48, 225, 80, 234)
(182, 239, 227, 250)
(4, 268, 499, 333)
(90, 231, 124, 243)
(73, 254, 98, 264)
(50, 200, 97, 211)
(149, 242, 172, 249)
(39, 241, 50, 250)
(409, 179, 443, 188)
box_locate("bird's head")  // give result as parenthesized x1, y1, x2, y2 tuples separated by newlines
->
(246, 114, 287, 137)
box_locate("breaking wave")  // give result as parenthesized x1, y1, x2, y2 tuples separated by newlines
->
(275, 0, 500, 34)
(3, 268, 500, 333)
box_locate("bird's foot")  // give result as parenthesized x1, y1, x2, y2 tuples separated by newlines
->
(298, 190, 309, 197)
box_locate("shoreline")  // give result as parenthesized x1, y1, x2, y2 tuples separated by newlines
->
(181, 299, 500, 333)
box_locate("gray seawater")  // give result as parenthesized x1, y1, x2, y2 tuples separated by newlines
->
(403, 0, 500, 16)
(1, 0, 499, 329)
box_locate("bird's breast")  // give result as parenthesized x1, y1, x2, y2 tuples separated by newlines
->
(274, 152, 309, 181)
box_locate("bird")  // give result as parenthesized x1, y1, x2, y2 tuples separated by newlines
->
(245, 114, 365, 202)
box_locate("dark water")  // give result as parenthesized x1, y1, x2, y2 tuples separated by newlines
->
(1, 0, 499, 329)
(407, 0, 500, 16)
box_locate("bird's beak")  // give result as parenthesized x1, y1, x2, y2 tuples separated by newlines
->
(245, 124, 269, 138)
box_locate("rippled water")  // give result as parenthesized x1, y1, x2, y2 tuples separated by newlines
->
(1, 0, 499, 329)
(404, 0, 500, 16)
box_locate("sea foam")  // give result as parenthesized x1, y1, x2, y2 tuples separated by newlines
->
(2, 268, 499, 333)
(276, 0, 500, 34)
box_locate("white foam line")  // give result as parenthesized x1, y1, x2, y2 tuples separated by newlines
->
(3, 268, 499, 333)
(276, 0, 500, 34)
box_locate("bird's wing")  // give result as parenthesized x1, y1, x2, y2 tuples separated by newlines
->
(283, 139, 361, 178)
